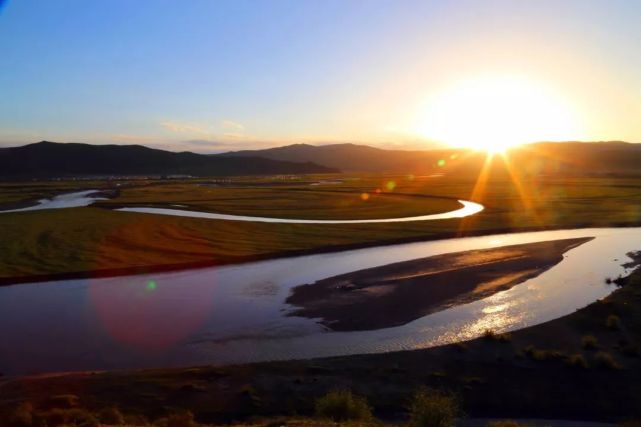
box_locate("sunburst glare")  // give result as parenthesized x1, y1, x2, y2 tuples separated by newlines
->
(415, 75, 583, 153)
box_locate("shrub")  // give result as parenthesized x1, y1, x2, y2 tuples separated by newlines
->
(314, 390, 373, 422)
(566, 354, 589, 369)
(98, 406, 125, 424)
(157, 411, 198, 427)
(483, 329, 511, 343)
(486, 421, 534, 427)
(407, 387, 459, 427)
(8, 403, 34, 427)
(606, 314, 622, 330)
(582, 335, 599, 350)
(124, 413, 150, 425)
(47, 394, 80, 409)
(454, 342, 468, 353)
(40, 408, 99, 427)
(523, 346, 565, 362)
(595, 351, 622, 370)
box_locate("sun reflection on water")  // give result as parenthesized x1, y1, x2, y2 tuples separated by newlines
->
(430, 292, 527, 346)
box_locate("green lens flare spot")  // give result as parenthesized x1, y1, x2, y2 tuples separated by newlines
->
(386, 181, 396, 190)
(146, 280, 157, 291)
(438, 159, 446, 167)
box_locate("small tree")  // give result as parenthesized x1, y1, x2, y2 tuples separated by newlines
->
(407, 387, 459, 427)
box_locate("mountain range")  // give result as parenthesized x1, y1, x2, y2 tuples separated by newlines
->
(221, 141, 641, 176)
(0, 141, 337, 179)
(2, 140, 641, 179)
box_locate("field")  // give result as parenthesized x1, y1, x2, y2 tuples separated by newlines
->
(3, 170, 641, 283)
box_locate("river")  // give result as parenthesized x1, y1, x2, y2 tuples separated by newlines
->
(1, 226, 639, 375)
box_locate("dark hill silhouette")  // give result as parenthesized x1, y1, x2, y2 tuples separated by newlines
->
(219, 143, 475, 173)
(0, 141, 337, 179)
(220, 141, 641, 176)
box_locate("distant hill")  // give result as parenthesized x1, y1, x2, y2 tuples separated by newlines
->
(0, 141, 337, 179)
(219, 143, 477, 173)
(220, 141, 641, 176)
(4, 140, 641, 180)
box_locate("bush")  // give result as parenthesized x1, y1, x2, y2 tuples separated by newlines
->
(486, 421, 534, 427)
(314, 390, 373, 422)
(156, 411, 198, 427)
(40, 408, 99, 427)
(595, 351, 622, 370)
(98, 406, 125, 424)
(8, 403, 34, 427)
(566, 353, 589, 369)
(454, 342, 468, 352)
(47, 394, 80, 409)
(582, 335, 599, 350)
(407, 387, 459, 427)
(523, 346, 566, 362)
(483, 330, 511, 343)
(124, 413, 150, 425)
(606, 314, 622, 330)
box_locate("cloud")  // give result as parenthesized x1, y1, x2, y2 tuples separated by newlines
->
(220, 120, 245, 132)
(160, 120, 208, 134)
(111, 134, 158, 143)
(172, 138, 280, 153)
(160, 119, 247, 141)
(183, 139, 228, 147)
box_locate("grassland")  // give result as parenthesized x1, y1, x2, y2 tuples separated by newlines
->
(3, 169, 641, 283)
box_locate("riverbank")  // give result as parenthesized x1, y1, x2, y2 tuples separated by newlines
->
(287, 237, 593, 331)
(2, 259, 641, 424)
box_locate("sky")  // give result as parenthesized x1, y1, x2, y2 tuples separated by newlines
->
(1, 0, 641, 152)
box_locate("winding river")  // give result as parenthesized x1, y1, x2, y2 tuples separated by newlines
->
(117, 199, 483, 224)
(0, 190, 106, 213)
(1, 226, 640, 376)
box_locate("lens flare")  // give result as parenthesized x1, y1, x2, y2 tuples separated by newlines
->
(415, 75, 582, 153)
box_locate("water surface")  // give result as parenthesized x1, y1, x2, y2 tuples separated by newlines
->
(117, 199, 483, 224)
(0, 190, 104, 213)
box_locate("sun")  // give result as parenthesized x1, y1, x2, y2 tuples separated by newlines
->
(414, 75, 582, 153)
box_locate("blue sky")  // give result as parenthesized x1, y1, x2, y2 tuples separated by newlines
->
(1, 0, 640, 152)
